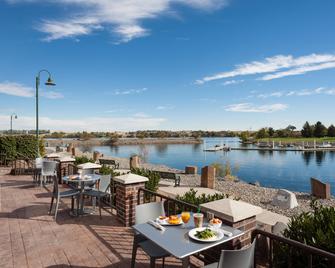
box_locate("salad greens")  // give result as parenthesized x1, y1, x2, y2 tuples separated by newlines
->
(195, 228, 216, 240)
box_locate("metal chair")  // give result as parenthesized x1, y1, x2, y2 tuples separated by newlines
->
(204, 239, 256, 268)
(33, 157, 43, 183)
(49, 175, 80, 220)
(131, 202, 170, 268)
(41, 160, 57, 186)
(83, 175, 112, 219)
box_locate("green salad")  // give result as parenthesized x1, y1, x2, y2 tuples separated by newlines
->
(195, 228, 216, 240)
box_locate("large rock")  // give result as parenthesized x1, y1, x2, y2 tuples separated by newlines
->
(271, 189, 298, 209)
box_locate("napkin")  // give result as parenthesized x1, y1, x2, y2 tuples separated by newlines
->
(221, 229, 233, 237)
(147, 220, 166, 231)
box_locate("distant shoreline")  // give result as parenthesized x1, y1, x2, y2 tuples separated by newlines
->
(45, 137, 203, 147)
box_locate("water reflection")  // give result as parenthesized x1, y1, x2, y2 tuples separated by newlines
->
(315, 151, 326, 166)
(155, 144, 168, 156)
(192, 143, 201, 152)
(302, 152, 313, 166)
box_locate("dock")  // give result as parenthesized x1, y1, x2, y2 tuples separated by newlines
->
(230, 147, 335, 152)
(204, 146, 231, 152)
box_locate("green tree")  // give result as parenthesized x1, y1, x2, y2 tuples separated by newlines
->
(301, 121, 313, 137)
(256, 128, 269, 139)
(314, 121, 327, 138)
(268, 127, 275, 137)
(327, 124, 335, 137)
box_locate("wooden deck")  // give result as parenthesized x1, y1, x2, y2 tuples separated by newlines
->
(0, 172, 202, 268)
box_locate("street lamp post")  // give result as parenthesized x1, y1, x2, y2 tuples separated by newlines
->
(35, 69, 56, 157)
(10, 113, 18, 134)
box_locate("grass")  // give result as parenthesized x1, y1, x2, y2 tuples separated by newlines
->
(258, 137, 335, 143)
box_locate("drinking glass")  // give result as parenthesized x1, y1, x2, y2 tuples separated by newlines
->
(181, 211, 191, 227)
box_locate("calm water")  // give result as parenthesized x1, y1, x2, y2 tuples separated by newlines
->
(80, 137, 335, 195)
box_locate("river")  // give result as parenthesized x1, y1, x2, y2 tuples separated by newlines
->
(79, 137, 335, 195)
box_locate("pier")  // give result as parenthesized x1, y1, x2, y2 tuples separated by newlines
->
(230, 147, 335, 152)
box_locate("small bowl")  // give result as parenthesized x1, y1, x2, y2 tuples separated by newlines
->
(209, 219, 222, 229)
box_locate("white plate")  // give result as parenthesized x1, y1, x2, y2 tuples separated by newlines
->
(188, 227, 224, 242)
(155, 217, 183, 226)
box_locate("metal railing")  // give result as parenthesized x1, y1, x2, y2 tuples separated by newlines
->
(252, 229, 335, 268)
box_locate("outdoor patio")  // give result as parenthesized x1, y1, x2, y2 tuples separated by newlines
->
(0, 173, 202, 268)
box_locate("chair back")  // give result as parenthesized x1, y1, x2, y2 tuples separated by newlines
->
(35, 157, 43, 168)
(52, 175, 59, 195)
(99, 175, 111, 192)
(135, 202, 165, 225)
(217, 239, 256, 268)
(42, 161, 57, 176)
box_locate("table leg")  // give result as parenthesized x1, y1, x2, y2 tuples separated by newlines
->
(79, 181, 85, 215)
(181, 257, 190, 268)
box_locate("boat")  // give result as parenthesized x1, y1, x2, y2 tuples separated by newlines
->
(203, 144, 230, 152)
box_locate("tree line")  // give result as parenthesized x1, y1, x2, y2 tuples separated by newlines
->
(245, 121, 335, 140)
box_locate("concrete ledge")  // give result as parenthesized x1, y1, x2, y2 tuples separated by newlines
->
(114, 173, 148, 185)
(201, 199, 263, 223)
(256, 210, 289, 227)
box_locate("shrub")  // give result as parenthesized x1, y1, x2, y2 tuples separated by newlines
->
(211, 161, 239, 181)
(131, 167, 160, 192)
(0, 135, 44, 159)
(99, 165, 113, 175)
(275, 201, 335, 267)
(74, 156, 94, 165)
(176, 188, 229, 207)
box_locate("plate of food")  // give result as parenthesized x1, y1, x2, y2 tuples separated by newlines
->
(156, 215, 183, 225)
(188, 227, 224, 242)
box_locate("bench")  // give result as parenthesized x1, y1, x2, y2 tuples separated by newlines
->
(99, 159, 120, 169)
(156, 171, 181, 187)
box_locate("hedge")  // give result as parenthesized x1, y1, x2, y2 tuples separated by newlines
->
(0, 135, 45, 160)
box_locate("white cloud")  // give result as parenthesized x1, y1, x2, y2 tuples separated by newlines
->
(222, 79, 244, 86)
(196, 53, 335, 84)
(0, 114, 166, 131)
(0, 81, 64, 99)
(0, 81, 34, 97)
(8, 0, 228, 43)
(112, 87, 147, 95)
(256, 87, 335, 99)
(156, 105, 175, 110)
(225, 103, 287, 113)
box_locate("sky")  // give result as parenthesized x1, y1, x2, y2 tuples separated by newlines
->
(0, 0, 335, 132)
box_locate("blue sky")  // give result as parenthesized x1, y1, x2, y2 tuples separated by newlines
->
(1, 0, 335, 131)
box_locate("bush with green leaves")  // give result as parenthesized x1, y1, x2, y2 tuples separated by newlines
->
(131, 167, 160, 192)
(0, 135, 44, 159)
(74, 156, 94, 165)
(274, 201, 335, 268)
(176, 188, 229, 206)
(99, 165, 120, 177)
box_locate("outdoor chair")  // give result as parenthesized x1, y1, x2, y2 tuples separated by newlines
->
(131, 202, 170, 268)
(41, 160, 57, 186)
(204, 239, 256, 268)
(83, 174, 112, 219)
(33, 157, 43, 183)
(49, 175, 80, 220)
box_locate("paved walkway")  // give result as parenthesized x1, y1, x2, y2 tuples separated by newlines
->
(0, 172, 202, 268)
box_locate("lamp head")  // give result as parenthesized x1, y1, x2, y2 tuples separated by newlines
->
(45, 77, 56, 86)
(14, 115, 18, 119)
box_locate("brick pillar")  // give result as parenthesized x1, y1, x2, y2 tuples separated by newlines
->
(71, 147, 76, 156)
(93, 151, 101, 162)
(67, 143, 73, 153)
(114, 173, 148, 227)
(130, 155, 140, 169)
(201, 166, 215, 189)
(185, 166, 197, 174)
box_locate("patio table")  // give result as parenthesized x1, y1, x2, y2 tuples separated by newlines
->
(133, 215, 244, 267)
(62, 174, 101, 215)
